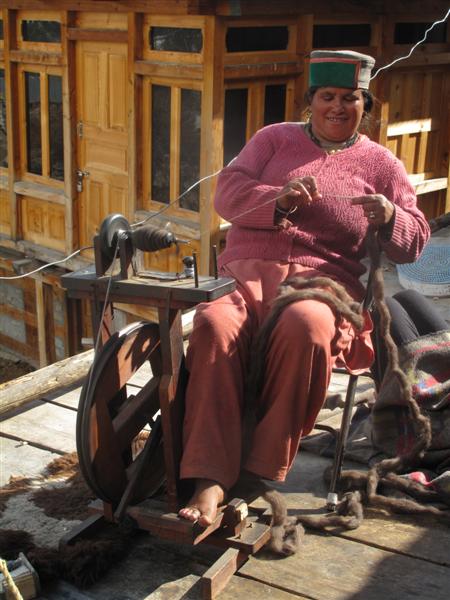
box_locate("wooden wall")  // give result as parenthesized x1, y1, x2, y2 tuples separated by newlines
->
(0, 0, 448, 364)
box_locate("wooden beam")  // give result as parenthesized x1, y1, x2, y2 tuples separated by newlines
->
(9, 49, 65, 66)
(0, 349, 93, 416)
(224, 61, 302, 81)
(387, 118, 437, 137)
(134, 60, 203, 80)
(67, 28, 128, 43)
(0, 1, 204, 14)
(412, 177, 448, 196)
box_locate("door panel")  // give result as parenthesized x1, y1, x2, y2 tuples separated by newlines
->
(76, 41, 129, 251)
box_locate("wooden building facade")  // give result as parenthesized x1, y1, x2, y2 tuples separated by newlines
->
(0, 0, 449, 366)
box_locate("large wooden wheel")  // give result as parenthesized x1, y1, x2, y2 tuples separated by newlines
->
(76, 321, 166, 511)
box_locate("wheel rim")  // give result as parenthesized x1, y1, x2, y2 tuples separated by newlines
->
(76, 321, 166, 506)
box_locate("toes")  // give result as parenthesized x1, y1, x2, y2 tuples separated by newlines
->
(178, 507, 201, 522)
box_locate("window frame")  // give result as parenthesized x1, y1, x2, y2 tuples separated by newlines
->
(224, 18, 298, 66)
(142, 76, 203, 219)
(16, 10, 62, 53)
(142, 15, 206, 65)
(17, 63, 64, 188)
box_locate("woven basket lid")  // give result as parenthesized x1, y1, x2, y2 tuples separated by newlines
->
(397, 243, 450, 297)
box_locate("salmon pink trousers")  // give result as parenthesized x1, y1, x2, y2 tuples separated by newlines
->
(180, 259, 373, 490)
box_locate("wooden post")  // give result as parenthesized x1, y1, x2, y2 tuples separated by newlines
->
(295, 14, 313, 122)
(3, 9, 20, 240)
(128, 11, 144, 219)
(200, 16, 225, 275)
(157, 305, 184, 512)
(62, 10, 77, 255)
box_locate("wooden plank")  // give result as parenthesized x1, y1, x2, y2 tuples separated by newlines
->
(42, 384, 82, 410)
(0, 401, 77, 453)
(240, 529, 450, 600)
(0, 435, 60, 485)
(13, 180, 66, 204)
(201, 548, 247, 600)
(264, 452, 450, 568)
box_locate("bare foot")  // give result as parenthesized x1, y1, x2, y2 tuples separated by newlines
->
(178, 479, 226, 527)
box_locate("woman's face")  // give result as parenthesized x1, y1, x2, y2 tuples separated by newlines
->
(309, 87, 365, 143)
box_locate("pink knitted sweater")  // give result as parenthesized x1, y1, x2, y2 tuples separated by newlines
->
(215, 123, 430, 298)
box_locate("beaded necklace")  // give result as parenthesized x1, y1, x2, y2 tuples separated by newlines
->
(304, 122, 359, 154)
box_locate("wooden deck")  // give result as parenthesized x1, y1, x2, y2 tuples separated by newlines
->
(1, 226, 449, 599)
(1, 368, 450, 600)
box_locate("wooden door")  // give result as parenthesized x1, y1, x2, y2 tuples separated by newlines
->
(76, 41, 129, 251)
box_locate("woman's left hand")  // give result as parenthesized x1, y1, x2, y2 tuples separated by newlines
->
(351, 194, 395, 227)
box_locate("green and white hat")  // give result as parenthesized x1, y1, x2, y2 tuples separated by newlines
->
(309, 50, 375, 90)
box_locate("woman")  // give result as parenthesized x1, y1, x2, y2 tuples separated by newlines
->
(178, 50, 430, 526)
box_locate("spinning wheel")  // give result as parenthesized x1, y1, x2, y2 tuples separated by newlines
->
(76, 320, 167, 512)
(62, 214, 273, 599)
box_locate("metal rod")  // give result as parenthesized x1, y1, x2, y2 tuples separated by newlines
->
(212, 245, 218, 279)
(192, 252, 199, 288)
(327, 373, 359, 510)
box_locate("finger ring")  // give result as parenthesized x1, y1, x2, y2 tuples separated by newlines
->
(368, 211, 376, 219)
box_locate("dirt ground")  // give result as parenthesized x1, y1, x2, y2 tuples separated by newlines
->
(0, 355, 35, 385)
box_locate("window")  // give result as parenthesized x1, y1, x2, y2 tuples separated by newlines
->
(146, 81, 202, 212)
(394, 22, 447, 44)
(21, 20, 61, 43)
(150, 27, 203, 53)
(264, 84, 286, 126)
(223, 83, 288, 165)
(179, 89, 201, 211)
(226, 26, 289, 52)
(224, 88, 248, 166)
(48, 75, 64, 180)
(151, 84, 171, 204)
(25, 72, 42, 175)
(21, 68, 64, 182)
(313, 24, 371, 48)
(0, 69, 7, 168)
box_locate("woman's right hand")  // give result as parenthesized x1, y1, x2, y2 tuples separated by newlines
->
(276, 176, 322, 211)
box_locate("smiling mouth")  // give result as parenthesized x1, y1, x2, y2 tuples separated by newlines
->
(326, 117, 347, 123)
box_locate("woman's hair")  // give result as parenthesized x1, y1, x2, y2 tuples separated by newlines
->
(304, 86, 374, 113)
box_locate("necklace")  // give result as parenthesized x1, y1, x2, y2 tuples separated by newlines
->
(304, 123, 359, 154)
